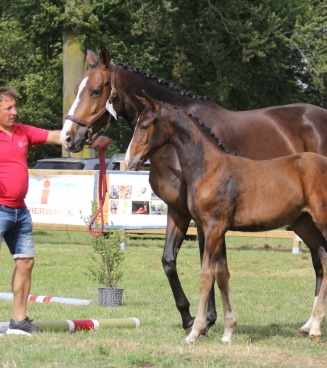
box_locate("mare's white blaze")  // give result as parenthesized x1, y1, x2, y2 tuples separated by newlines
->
(125, 141, 132, 168)
(60, 76, 89, 148)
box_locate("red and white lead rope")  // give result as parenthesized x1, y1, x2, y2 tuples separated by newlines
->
(89, 139, 113, 237)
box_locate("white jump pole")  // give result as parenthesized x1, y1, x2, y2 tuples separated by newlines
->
(0, 292, 96, 306)
(0, 318, 140, 333)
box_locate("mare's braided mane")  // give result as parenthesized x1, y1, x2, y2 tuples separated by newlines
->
(169, 105, 238, 156)
(116, 62, 211, 102)
(91, 60, 238, 155)
(115, 63, 238, 154)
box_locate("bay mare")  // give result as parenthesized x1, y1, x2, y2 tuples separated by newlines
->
(60, 46, 327, 335)
(125, 93, 327, 344)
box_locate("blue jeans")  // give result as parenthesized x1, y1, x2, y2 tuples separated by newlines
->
(0, 205, 35, 259)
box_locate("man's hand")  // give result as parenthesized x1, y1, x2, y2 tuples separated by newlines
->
(91, 136, 113, 150)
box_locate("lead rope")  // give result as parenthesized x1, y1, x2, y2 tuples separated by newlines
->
(88, 138, 113, 237)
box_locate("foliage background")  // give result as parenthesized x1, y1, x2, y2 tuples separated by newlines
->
(0, 0, 326, 166)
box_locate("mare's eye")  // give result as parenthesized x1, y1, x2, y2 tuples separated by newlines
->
(140, 125, 148, 131)
(90, 90, 101, 97)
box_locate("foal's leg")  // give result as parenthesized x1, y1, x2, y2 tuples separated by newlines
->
(197, 225, 217, 335)
(162, 208, 194, 331)
(215, 242, 236, 344)
(185, 230, 236, 344)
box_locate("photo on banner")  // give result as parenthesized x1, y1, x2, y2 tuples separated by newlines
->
(99, 172, 167, 229)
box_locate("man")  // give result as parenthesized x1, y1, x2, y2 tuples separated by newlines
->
(0, 87, 108, 335)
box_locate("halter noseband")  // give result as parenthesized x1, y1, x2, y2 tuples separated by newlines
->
(65, 61, 117, 143)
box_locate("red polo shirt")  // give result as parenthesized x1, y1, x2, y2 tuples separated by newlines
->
(0, 123, 48, 208)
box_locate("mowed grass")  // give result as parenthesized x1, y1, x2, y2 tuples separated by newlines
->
(0, 231, 326, 367)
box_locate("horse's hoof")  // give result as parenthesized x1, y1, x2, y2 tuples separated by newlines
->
(183, 317, 195, 335)
(297, 329, 309, 337)
(185, 331, 199, 344)
(309, 334, 322, 343)
(221, 336, 232, 344)
(184, 336, 197, 345)
(201, 331, 209, 337)
(184, 327, 192, 335)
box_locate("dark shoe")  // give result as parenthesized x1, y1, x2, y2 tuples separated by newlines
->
(6, 317, 44, 336)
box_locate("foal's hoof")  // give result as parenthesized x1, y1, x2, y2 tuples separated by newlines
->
(309, 334, 322, 343)
(221, 335, 232, 344)
(184, 334, 197, 345)
(297, 329, 309, 337)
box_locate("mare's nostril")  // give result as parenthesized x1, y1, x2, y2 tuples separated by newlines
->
(66, 136, 71, 142)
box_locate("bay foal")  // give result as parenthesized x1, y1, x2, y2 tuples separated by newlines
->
(125, 93, 327, 344)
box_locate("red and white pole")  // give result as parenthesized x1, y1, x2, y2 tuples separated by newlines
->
(0, 318, 140, 333)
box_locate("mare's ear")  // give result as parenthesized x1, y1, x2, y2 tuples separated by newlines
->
(99, 45, 111, 68)
(139, 90, 160, 111)
(86, 49, 98, 67)
(134, 94, 151, 109)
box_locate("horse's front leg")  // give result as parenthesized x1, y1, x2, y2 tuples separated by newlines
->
(298, 250, 321, 335)
(288, 219, 323, 336)
(162, 207, 194, 332)
(197, 224, 217, 335)
(216, 241, 236, 344)
(185, 229, 235, 344)
(309, 246, 327, 342)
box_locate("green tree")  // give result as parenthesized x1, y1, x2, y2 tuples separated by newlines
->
(1, 0, 326, 159)
(74, 0, 326, 111)
(0, 0, 65, 166)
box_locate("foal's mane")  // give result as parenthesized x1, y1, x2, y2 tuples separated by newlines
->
(169, 104, 238, 156)
(116, 62, 212, 102)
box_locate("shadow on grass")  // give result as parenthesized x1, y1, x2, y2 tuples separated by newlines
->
(206, 321, 317, 341)
(33, 230, 51, 236)
(165, 320, 323, 345)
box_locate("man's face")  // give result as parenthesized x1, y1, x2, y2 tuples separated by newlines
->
(0, 97, 17, 130)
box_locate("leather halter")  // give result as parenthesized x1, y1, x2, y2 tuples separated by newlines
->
(65, 61, 117, 129)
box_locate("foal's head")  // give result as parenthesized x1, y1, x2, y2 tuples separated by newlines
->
(125, 92, 170, 170)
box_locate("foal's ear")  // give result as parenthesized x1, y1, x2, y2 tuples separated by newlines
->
(86, 49, 98, 67)
(99, 45, 111, 68)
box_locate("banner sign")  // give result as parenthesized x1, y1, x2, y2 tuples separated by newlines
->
(26, 171, 168, 229)
(26, 174, 95, 226)
(97, 171, 167, 229)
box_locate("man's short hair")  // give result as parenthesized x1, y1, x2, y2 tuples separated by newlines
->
(0, 87, 17, 102)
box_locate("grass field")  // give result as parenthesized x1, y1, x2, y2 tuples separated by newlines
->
(0, 231, 326, 367)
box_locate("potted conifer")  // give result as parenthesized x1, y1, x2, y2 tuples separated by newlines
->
(85, 225, 127, 307)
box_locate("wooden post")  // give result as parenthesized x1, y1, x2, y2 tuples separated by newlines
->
(292, 232, 302, 254)
(62, 1, 94, 159)
(120, 161, 127, 172)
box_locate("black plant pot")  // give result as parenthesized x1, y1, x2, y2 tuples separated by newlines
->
(98, 287, 124, 307)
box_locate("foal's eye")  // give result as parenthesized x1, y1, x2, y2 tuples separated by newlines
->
(140, 126, 148, 131)
(90, 90, 101, 97)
